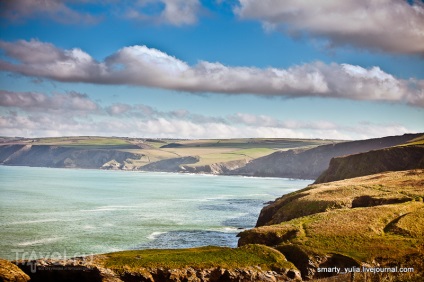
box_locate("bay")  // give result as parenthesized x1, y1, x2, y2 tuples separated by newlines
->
(0, 166, 311, 260)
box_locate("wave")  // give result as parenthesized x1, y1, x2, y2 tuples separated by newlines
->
(17, 237, 63, 247)
(147, 231, 167, 240)
(6, 218, 60, 225)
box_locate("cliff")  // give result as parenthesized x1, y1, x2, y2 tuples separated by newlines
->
(314, 145, 424, 184)
(12, 245, 302, 282)
(238, 169, 424, 280)
(1, 134, 422, 178)
(0, 144, 142, 169)
(0, 259, 30, 282)
(141, 156, 200, 172)
(231, 133, 421, 179)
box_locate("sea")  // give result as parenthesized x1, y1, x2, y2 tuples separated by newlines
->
(0, 166, 311, 260)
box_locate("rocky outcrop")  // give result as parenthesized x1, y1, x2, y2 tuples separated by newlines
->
(13, 255, 302, 282)
(182, 159, 249, 174)
(314, 145, 424, 184)
(0, 145, 141, 169)
(274, 246, 360, 281)
(231, 133, 422, 179)
(118, 266, 301, 282)
(0, 259, 30, 282)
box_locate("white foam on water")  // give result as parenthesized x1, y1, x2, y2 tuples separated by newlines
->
(6, 218, 60, 225)
(147, 231, 166, 240)
(17, 237, 63, 247)
(214, 227, 240, 233)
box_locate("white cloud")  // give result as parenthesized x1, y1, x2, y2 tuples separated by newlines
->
(234, 0, 424, 54)
(0, 109, 414, 140)
(0, 90, 99, 112)
(0, 91, 418, 140)
(0, 0, 99, 24)
(125, 0, 200, 26)
(1, 39, 423, 107)
(0, 0, 201, 26)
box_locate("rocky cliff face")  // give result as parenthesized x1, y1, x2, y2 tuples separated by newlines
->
(12, 246, 302, 282)
(0, 145, 141, 169)
(182, 159, 249, 174)
(314, 145, 424, 184)
(0, 259, 30, 282)
(231, 133, 421, 179)
(15, 259, 301, 282)
(141, 156, 200, 172)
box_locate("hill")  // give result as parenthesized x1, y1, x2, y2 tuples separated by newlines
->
(0, 136, 336, 174)
(238, 169, 424, 281)
(0, 134, 422, 179)
(231, 133, 422, 179)
(315, 144, 424, 184)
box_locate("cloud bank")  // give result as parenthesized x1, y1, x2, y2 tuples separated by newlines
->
(1, 40, 423, 107)
(0, 0, 99, 24)
(0, 0, 200, 26)
(0, 90, 414, 140)
(235, 0, 424, 54)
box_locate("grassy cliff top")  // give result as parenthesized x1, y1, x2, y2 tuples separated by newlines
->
(240, 201, 423, 262)
(257, 169, 424, 226)
(239, 169, 424, 280)
(101, 245, 296, 273)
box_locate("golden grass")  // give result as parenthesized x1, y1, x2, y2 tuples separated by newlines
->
(261, 170, 424, 225)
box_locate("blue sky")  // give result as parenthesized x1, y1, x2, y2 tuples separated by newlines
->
(0, 0, 423, 140)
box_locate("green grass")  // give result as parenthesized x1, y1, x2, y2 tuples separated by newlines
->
(32, 136, 133, 147)
(153, 138, 338, 150)
(228, 148, 277, 158)
(102, 245, 295, 273)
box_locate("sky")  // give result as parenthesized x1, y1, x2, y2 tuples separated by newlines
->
(0, 0, 423, 140)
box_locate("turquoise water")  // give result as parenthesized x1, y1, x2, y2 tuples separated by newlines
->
(0, 166, 311, 260)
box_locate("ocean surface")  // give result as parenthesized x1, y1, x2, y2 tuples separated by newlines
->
(0, 166, 311, 260)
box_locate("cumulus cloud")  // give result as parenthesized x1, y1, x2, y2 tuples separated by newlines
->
(125, 0, 200, 26)
(0, 90, 99, 112)
(1, 91, 416, 140)
(0, 0, 99, 24)
(1, 39, 423, 107)
(234, 0, 424, 54)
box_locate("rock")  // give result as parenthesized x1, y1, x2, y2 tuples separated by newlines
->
(0, 259, 30, 282)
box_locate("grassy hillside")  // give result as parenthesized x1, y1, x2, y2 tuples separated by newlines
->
(239, 169, 424, 281)
(315, 142, 424, 184)
(0, 136, 336, 173)
(232, 133, 422, 179)
(256, 169, 423, 226)
(102, 245, 295, 272)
